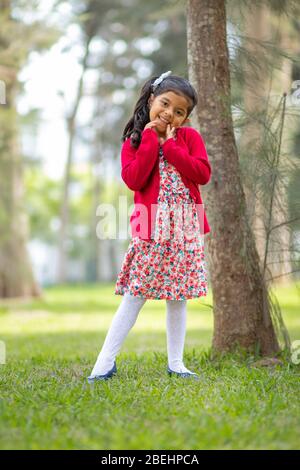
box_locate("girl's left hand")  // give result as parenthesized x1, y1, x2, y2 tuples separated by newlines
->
(159, 124, 176, 145)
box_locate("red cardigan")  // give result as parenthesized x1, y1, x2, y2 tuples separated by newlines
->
(121, 126, 211, 240)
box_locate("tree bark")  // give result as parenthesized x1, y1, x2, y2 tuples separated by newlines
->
(186, 0, 280, 355)
(0, 82, 40, 298)
(0, 2, 40, 298)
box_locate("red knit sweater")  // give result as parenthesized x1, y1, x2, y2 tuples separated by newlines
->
(121, 126, 211, 240)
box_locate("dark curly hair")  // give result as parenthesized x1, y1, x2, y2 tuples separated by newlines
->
(122, 74, 198, 149)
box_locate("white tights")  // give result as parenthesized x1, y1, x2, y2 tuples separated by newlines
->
(89, 292, 193, 377)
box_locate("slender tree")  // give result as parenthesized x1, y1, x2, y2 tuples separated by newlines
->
(57, 34, 93, 283)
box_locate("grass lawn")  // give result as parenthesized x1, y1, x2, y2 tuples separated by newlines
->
(0, 281, 299, 450)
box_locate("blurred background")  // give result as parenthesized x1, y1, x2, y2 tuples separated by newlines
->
(0, 0, 299, 294)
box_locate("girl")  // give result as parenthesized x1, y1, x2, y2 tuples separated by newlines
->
(87, 71, 211, 383)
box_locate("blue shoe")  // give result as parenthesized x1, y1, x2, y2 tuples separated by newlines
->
(87, 361, 117, 384)
(167, 366, 200, 380)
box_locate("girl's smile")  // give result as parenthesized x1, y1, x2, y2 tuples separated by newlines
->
(148, 91, 191, 136)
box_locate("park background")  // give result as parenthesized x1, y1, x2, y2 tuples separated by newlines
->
(0, 0, 300, 450)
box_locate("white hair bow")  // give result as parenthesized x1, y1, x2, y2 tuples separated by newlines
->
(152, 70, 172, 91)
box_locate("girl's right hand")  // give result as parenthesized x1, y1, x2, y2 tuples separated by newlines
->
(144, 120, 160, 132)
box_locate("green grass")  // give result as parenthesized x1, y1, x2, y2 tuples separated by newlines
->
(0, 282, 299, 450)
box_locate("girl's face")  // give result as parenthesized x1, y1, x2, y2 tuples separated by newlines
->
(148, 91, 191, 136)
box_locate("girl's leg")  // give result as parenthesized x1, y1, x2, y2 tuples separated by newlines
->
(166, 299, 195, 373)
(90, 292, 147, 377)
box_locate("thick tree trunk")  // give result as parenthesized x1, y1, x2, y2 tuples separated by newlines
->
(186, 0, 280, 355)
(0, 73, 40, 298)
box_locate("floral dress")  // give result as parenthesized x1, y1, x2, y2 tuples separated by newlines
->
(114, 145, 208, 300)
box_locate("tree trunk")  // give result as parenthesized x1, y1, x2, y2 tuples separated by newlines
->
(0, 62, 40, 298)
(186, 0, 280, 356)
(57, 36, 92, 283)
(90, 142, 103, 282)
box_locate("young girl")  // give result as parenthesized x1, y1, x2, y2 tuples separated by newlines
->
(87, 71, 211, 383)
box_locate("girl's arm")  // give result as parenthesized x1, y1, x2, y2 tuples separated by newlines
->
(121, 128, 159, 191)
(161, 127, 211, 185)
